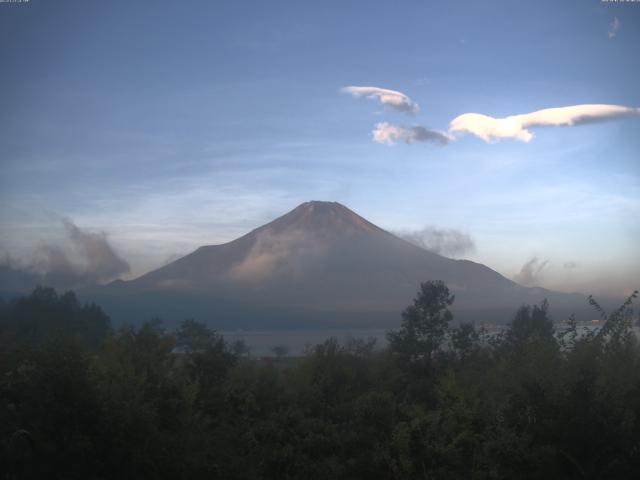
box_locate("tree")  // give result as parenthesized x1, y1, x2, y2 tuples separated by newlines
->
(230, 339, 251, 358)
(505, 299, 555, 349)
(387, 280, 455, 363)
(451, 322, 479, 359)
(0, 286, 111, 351)
(176, 319, 238, 401)
(176, 318, 216, 353)
(271, 344, 289, 359)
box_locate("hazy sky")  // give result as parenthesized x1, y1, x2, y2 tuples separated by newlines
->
(1, 0, 639, 296)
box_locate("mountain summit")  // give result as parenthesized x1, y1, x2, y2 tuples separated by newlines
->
(263, 201, 384, 237)
(93, 201, 587, 327)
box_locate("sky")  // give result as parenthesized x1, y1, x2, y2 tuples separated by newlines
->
(1, 0, 639, 297)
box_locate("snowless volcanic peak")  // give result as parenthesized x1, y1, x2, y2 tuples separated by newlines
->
(259, 201, 384, 238)
(90, 199, 589, 327)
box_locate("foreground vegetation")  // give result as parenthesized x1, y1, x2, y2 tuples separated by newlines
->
(1, 283, 639, 479)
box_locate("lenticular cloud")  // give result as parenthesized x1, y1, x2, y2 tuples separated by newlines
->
(373, 122, 450, 145)
(449, 104, 640, 143)
(342, 83, 639, 146)
(342, 86, 419, 115)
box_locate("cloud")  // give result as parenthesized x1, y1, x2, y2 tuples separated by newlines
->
(30, 219, 130, 287)
(514, 257, 549, 286)
(396, 227, 475, 257)
(60, 218, 130, 282)
(229, 229, 326, 282)
(39, 244, 80, 286)
(0, 219, 130, 290)
(341, 84, 639, 146)
(449, 104, 640, 143)
(372, 122, 450, 145)
(342, 86, 419, 115)
(609, 17, 620, 39)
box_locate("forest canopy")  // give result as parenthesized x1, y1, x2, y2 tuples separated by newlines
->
(1, 283, 639, 480)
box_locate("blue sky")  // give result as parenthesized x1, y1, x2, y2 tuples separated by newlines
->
(1, 0, 639, 296)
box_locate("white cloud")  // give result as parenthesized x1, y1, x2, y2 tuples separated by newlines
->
(396, 227, 475, 257)
(449, 104, 640, 143)
(372, 122, 450, 145)
(229, 229, 326, 282)
(609, 16, 620, 39)
(342, 86, 419, 115)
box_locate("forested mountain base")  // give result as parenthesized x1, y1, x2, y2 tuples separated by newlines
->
(1, 283, 639, 479)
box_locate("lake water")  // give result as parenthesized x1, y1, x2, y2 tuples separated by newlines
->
(221, 325, 640, 357)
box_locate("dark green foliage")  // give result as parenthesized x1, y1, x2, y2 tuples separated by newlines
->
(176, 319, 238, 397)
(387, 280, 455, 363)
(0, 286, 111, 350)
(450, 322, 479, 359)
(1, 286, 639, 479)
(505, 299, 555, 349)
(176, 318, 216, 353)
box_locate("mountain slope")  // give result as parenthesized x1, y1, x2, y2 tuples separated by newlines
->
(88, 201, 588, 326)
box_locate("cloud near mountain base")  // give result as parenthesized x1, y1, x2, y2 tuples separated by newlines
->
(514, 257, 549, 287)
(396, 227, 475, 257)
(0, 219, 130, 289)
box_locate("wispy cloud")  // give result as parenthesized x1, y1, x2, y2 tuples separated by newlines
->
(609, 16, 620, 39)
(396, 227, 475, 257)
(449, 104, 640, 143)
(342, 86, 419, 115)
(59, 218, 130, 283)
(33, 219, 130, 287)
(0, 218, 130, 289)
(514, 257, 549, 286)
(372, 122, 450, 145)
(229, 229, 326, 282)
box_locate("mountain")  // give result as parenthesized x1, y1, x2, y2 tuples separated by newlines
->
(84, 201, 590, 328)
(0, 264, 43, 299)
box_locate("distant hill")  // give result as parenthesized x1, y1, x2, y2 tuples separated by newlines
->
(80, 201, 591, 328)
(0, 264, 42, 299)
